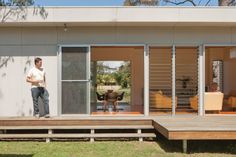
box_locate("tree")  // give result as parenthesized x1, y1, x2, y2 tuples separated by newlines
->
(113, 62, 131, 88)
(124, 0, 159, 6)
(124, 0, 236, 6)
(163, 0, 235, 6)
(0, 0, 47, 22)
(0, 0, 34, 6)
(219, 0, 236, 5)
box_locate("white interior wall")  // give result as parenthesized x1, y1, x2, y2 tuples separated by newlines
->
(205, 47, 236, 95)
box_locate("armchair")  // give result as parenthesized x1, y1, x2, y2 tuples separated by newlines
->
(227, 90, 236, 108)
(189, 92, 224, 111)
(228, 97, 236, 108)
(189, 95, 198, 110)
(150, 91, 177, 109)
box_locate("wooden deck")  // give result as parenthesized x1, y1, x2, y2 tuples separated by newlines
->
(153, 115, 236, 140)
(0, 117, 155, 142)
(1, 115, 236, 139)
(152, 115, 236, 152)
(0, 115, 236, 152)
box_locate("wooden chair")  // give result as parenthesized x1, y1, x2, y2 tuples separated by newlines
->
(116, 92, 125, 111)
(96, 92, 105, 101)
(117, 92, 125, 101)
(105, 91, 119, 112)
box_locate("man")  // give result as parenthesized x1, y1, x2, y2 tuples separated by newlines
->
(209, 82, 219, 92)
(26, 58, 50, 118)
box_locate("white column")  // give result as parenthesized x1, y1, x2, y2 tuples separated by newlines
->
(144, 45, 149, 116)
(172, 45, 176, 116)
(46, 129, 53, 143)
(87, 46, 91, 115)
(90, 129, 95, 142)
(57, 46, 62, 116)
(198, 45, 205, 116)
(137, 129, 143, 142)
(183, 140, 188, 153)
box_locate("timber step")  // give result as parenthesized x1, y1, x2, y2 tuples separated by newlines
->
(0, 133, 156, 138)
(0, 123, 155, 142)
(0, 125, 154, 130)
(0, 119, 152, 126)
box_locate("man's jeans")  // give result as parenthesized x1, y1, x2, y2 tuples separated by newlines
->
(31, 87, 49, 115)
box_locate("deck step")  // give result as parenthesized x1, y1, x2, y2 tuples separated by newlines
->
(0, 125, 154, 130)
(0, 125, 155, 141)
(0, 119, 155, 141)
(0, 120, 152, 126)
(0, 133, 156, 138)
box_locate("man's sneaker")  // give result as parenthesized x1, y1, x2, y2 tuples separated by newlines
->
(44, 114, 50, 118)
(34, 114, 40, 119)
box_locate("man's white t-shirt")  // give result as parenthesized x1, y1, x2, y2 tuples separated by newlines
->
(27, 67, 46, 88)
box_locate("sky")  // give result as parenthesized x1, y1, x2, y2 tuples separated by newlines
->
(34, 0, 218, 6)
(35, 0, 125, 6)
(99, 61, 125, 69)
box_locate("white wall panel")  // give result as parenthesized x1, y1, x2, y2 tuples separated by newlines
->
(0, 28, 21, 45)
(0, 55, 57, 117)
(22, 27, 57, 45)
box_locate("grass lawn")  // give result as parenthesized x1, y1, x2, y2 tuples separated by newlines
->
(0, 138, 236, 157)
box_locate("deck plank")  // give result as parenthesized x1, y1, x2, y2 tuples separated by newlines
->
(0, 133, 156, 138)
(0, 119, 152, 126)
(1, 115, 236, 140)
(0, 125, 154, 130)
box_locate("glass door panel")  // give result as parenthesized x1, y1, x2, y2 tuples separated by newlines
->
(61, 46, 90, 114)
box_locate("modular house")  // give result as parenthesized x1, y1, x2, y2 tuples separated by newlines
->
(0, 7, 236, 117)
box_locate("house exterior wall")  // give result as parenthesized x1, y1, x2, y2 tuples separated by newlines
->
(0, 26, 236, 117)
(2, 7, 236, 26)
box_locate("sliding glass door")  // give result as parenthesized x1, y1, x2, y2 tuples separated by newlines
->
(60, 46, 90, 114)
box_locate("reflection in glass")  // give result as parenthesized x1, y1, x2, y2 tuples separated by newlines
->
(62, 82, 88, 114)
(62, 47, 88, 80)
(61, 47, 89, 114)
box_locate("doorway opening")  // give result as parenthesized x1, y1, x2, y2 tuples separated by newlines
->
(90, 46, 144, 115)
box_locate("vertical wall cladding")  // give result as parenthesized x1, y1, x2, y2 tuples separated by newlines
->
(230, 27, 236, 44)
(173, 27, 232, 44)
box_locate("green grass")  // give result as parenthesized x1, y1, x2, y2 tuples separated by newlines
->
(0, 138, 236, 157)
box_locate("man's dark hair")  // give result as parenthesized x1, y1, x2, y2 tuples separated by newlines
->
(34, 57, 42, 65)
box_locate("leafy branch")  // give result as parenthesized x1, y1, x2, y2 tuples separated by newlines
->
(163, 0, 197, 6)
(0, 0, 48, 22)
(124, 0, 236, 6)
(163, 0, 236, 6)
